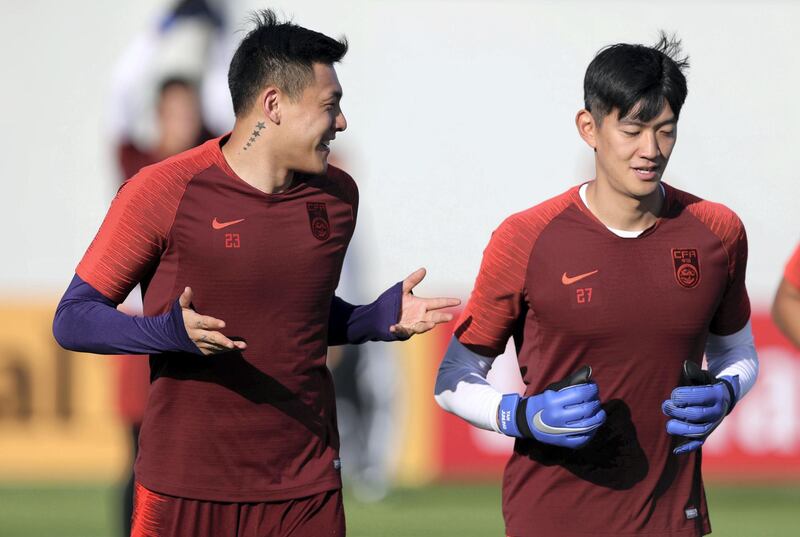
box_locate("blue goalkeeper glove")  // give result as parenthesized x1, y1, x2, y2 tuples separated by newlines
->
(497, 366, 606, 448)
(662, 360, 740, 455)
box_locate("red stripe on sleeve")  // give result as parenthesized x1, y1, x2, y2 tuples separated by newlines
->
(77, 140, 221, 303)
(455, 189, 576, 356)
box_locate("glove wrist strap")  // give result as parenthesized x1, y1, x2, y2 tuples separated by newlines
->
(718, 376, 738, 415)
(515, 397, 534, 439)
(498, 394, 524, 438)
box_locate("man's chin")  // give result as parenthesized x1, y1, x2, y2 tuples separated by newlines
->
(628, 178, 662, 199)
(622, 176, 661, 198)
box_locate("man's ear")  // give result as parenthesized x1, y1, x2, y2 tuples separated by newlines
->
(260, 87, 281, 125)
(575, 109, 598, 150)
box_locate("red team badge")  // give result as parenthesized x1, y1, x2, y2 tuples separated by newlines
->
(671, 248, 700, 288)
(306, 202, 330, 241)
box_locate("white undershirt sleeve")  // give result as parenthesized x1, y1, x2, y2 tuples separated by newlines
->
(706, 319, 759, 400)
(434, 337, 503, 433)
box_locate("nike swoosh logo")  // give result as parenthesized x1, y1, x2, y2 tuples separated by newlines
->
(212, 217, 245, 230)
(561, 269, 599, 285)
(532, 410, 602, 436)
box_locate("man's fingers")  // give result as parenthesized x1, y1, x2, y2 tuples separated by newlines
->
(669, 385, 720, 406)
(195, 342, 224, 355)
(673, 439, 704, 455)
(422, 297, 462, 310)
(179, 295, 227, 331)
(668, 404, 723, 424)
(177, 290, 245, 355)
(179, 286, 193, 309)
(666, 418, 715, 438)
(205, 331, 235, 349)
(391, 319, 438, 336)
(389, 324, 411, 338)
(192, 330, 235, 350)
(407, 321, 436, 334)
(194, 314, 226, 330)
(196, 345, 232, 356)
(426, 311, 454, 324)
(402, 267, 426, 293)
(197, 343, 225, 356)
(418, 321, 437, 333)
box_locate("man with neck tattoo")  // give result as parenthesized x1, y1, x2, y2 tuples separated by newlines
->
(434, 33, 758, 537)
(53, 10, 458, 536)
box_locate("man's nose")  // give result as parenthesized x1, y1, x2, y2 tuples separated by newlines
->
(336, 110, 347, 132)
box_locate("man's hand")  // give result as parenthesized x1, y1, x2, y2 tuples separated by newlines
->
(180, 287, 247, 355)
(662, 360, 739, 455)
(497, 366, 606, 448)
(389, 268, 461, 339)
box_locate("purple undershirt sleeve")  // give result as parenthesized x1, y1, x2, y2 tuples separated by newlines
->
(52, 274, 201, 355)
(328, 281, 405, 345)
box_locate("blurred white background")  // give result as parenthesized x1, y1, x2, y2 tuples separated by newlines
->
(1, 0, 797, 307)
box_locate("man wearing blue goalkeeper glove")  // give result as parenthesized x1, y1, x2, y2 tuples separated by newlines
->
(497, 366, 606, 448)
(662, 360, 740, 455)
(434, 34, 760, 537)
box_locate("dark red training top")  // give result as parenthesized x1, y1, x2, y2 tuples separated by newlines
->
(456, 183, 749, 537)
(78, 136, 358, 502)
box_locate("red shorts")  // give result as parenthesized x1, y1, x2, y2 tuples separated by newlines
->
(131, 482, 345, 537)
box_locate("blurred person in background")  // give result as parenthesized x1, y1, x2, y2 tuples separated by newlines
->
(107, 0, 224, 156)
(434, 33, 758, 537)
(54, 10, 457, 536)
(118, 77, 214, 179)
(772, 243, 800, 348)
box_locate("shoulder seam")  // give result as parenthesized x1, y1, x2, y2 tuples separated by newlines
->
(666, 184, 742, 284)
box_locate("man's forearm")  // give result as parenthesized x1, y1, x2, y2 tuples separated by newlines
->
(773, 279, 800, 348)
(53, 274, 199, 355)
(328, 282, 404, 345)
(434, 336, 503, 432)
(706, 320, 759, 404)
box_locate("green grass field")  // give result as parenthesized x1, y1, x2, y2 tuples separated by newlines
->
(0, 482, 798, 537)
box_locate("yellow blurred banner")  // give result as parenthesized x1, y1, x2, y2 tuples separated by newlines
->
(0, 302, 127, 481)
(392, 331, 441, 486)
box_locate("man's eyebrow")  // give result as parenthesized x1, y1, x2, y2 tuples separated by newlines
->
(324, 90, 343, 101)
(619, 117, 677, 128)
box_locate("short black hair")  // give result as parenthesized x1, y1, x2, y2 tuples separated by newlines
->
(228, 9, 348, 116)
(584, 32, 689, 123)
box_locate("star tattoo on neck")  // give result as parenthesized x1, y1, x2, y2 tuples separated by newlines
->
(244, 121, 267, 151)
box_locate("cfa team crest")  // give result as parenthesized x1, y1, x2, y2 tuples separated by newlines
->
(306, 202, 330, 241)
(671, 248, 700, 288)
